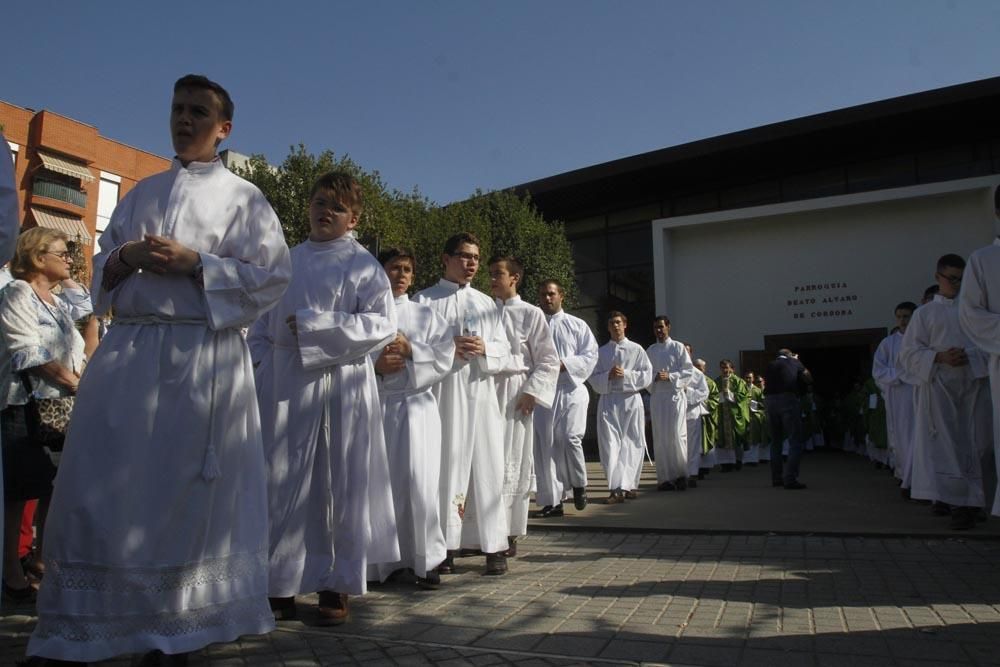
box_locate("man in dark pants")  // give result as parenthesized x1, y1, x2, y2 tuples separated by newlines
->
(763, 349, 813, 490)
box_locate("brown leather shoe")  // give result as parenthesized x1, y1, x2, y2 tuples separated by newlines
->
(607, 492, 623, 504)
(317, 590, 349, 626)
(624, 490, 638, 499)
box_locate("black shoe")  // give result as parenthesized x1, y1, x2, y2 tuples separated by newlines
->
(950, 507, 976, 530)
(657, 481, 675, 491)
(932, 501, 951, 516)
(784, 481, 807, 490)
(687, 477, 698, 488)
(416, 568, 441, 589)
(437, 551, 457, 575)
(735, 461, 743, 471)
(269, 596, 297, 621)
(675, 477, 688, 491)
(537, 503, 564, 518)
(485, 552, 508, 575)
(698, 468, 709, 479)
(503, 536, 517, 558)
(572, 486, 588, 510)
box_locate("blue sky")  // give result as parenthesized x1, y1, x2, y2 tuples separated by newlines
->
(7, 1, 1000, 204)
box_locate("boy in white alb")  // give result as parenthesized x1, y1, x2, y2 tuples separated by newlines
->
(249, 172, 398, 624)
(489, 257, 559, 554)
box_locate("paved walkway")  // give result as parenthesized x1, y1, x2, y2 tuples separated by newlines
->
(3, 450, 999, 666)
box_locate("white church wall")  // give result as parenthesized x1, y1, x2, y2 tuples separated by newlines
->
(652, 176, 999, 368)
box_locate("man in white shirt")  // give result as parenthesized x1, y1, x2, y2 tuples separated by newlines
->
(646, 316, 694, 491)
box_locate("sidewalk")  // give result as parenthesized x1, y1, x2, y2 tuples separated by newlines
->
(3, 449, 999, 666)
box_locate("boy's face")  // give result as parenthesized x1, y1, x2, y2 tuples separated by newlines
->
(489, 262, 518, 300)
(607, 316, 626, 341)
(442, 242, 480, 285)
(309, 189, 358, 242)
(894, 308, 914, 333)
(170, 87, 231, 164)
(383, 257, 414, 298)
(935, 265, 963, 299)
(538, 283, 563, 315)
(652, 320, 669, 342)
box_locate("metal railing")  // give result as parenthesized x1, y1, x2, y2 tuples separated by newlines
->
(32, 179, 87, 208)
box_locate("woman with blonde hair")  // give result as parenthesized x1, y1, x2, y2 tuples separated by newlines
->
(0, 227, 84, 601)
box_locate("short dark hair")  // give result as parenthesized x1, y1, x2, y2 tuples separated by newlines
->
(489, 255, 523, 279)
(174, 74, 234, 121)
(444, 232, 480, 255)
(894, 301, 917, 314)
(653, 315, 671, 327)
(538, 279, 564, 295)
(720, 358, 735, 368)
(923, 284, 939, 299)
(607, 310, 628, 325)
(937, 253, 966, 271)
(379, 246, 416, 269)
(311, 171, 364, 217)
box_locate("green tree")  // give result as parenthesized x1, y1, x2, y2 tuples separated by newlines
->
(232, 145, 576, 307)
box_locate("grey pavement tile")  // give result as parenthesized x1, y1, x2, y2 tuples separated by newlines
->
(472, 629, 547, 651)
(739, 648, 816, 667)
(599, 638, 671, 661)
(668, 642, 743, 667)
(416, 625, 491, 645)
(533, 633, 609, 658)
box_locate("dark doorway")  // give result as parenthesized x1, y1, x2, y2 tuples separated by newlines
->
(762, 328, 887, 446)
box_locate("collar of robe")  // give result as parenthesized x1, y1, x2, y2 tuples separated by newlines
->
(171, 156, 222, 173)
(306, 235, 353, 251)
(436, 278, 470, 292)
(496, 294, 521, 306)
(932, 293, 955, 305)
(394, 293, 410, 305)
(546, 309, 564, 323)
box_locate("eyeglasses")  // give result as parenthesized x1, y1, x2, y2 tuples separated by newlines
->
(450, 251, 480, 263)
(44, 251, 73, 261)
(936, 271, 962, 285)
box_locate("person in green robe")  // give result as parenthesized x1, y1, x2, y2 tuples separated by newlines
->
(714, 359, 750, 471)
(862, 375, 889, 468)
(755, 375, 772, 462)
(743, 371, 766, 465)
(693, 358, 719, 476)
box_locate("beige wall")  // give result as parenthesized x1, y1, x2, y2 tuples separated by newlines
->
(653, 177, 999, 368)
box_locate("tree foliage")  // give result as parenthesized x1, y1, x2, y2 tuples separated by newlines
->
(232, 145, 576, 307)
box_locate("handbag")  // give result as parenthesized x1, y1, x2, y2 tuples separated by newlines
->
(20, 373, 74, 452)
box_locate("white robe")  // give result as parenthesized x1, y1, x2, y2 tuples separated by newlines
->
(29, 159, 291, 662)
(371, 294, 454, 579)
(414, 280, 510, 553)
(646, 338, 693, 484)
(533, 310, 598, 505)
(684, 368, 711, 477)
(872, 331, 917, 488)
(959, 238, 1000, 516)
(249, 236, 398, 597)
(588, 338, 653, 492)
(496, 296, 559, 534)
(898, 294, 992, 508)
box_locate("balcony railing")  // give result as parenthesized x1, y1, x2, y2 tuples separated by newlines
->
(32, 179, 87, 208)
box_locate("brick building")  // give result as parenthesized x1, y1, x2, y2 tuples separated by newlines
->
(1, 100, 170, 266)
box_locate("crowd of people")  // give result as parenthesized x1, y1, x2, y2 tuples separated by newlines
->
(1, 74, 999, 667)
